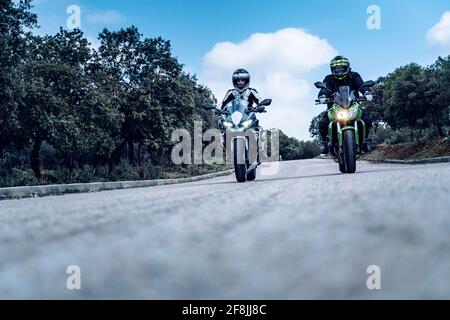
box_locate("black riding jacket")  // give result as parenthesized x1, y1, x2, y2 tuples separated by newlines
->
(319, 72, 368, 109)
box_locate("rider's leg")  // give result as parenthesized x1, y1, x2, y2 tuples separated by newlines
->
(256, 128, 261, 165)
(319, 112, 330, 154)
(361, 114, 373, 152)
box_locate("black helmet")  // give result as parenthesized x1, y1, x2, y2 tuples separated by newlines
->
(232, 69, 250, 91)
(330, 56, 351, 80)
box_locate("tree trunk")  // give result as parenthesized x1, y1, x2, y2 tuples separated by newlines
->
(435, 113, 445, 137)
(31, 137, 43, 179)
(0, 141, 5, 160)
(138, 142, 143, 166)
(416, 128, 423, 142)
(127, 137, 134, 165)
(108, 139, 128, 174)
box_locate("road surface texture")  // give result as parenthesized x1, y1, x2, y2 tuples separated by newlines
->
(0, 159, 449, 299)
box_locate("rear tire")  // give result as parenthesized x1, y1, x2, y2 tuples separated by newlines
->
(339, 163, 347, 173)
(234, 139, 247, 183)
(343, 130, 356, 174)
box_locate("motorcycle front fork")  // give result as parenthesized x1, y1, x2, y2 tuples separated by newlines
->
(222, 130, 261, 163)
(329, 121, 365, 154)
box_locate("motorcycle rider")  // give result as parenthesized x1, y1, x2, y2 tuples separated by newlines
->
(220, 69, 262, 163)
(317, 56, 373, 154)
(221, 69, 260, 110)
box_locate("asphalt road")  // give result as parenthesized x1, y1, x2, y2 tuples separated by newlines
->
(0, 159, 449, 299)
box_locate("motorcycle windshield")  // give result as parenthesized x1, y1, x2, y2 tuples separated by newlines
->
(224, 99, 249, 123)
(225, 99, 248, 114)
(333, 86, 354, 109)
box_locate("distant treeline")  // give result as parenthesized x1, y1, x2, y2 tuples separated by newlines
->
(310, 56, 450, 144)
(278, 131, 321, 161)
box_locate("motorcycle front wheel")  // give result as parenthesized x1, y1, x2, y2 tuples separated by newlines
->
(234, 139, 247, 183)
(343, 130, 357, 174)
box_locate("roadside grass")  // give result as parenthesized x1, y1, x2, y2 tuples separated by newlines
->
(161, 164, 232, 179)
(0, 162, 231, 188)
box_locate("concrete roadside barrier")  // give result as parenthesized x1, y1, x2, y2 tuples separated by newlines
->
(366, 156, 450, 165)
(0, 169, 234, 201)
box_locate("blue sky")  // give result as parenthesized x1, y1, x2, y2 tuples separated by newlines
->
(31, 0, 450, 139)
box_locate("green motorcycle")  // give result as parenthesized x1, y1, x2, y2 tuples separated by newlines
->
(314, 80, 375, 174)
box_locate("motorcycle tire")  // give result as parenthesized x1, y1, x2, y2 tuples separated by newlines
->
(343, 130, 357, 174)
(234, 139, 247, 183)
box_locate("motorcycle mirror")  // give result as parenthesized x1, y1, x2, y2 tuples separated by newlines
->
(256, 106, 266, 113)
(258, 99, 272, 107)
(362, 80, 376, 88)
(201, 103, 217, 110)
(314, 82, 330, 91)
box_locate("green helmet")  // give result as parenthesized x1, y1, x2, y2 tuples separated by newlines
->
(330, 56, 350, 80)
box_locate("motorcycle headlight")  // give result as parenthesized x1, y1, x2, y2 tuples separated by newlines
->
(223, 121, 233, 129)
(337, 109, 357, 121)
(241, 120, 253, 128)
(347, 110, 357, 120)
(337, 110, 349, 120)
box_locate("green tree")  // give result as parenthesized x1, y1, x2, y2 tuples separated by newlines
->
(427, 56, 450, 137)
(382, 64, 431, 139)
(97, 26, 215, 167)
(364, 77, 386, 134)
(0, 0, 37, 158)
(97, 27, 182, 166)
(309, 113, 322, 139)
(19, 29, 123, 178)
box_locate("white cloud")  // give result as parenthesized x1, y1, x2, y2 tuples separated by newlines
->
(200, 28, 337, 140)
(262, 72, 311, 104)
(204, 28, 335, 74)
(427, 11, 450, 47)
(87, 10, 126, 25)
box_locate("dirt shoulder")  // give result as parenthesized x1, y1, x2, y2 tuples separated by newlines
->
(364, 138, 450, 161)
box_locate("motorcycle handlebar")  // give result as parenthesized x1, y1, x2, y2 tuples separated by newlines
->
(248, 108, 267, 113)
(214, 110, 228, 116)
(315, 97, 367, 105)
(315, 99, 331, 105)
(214, 108, 266, 116)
